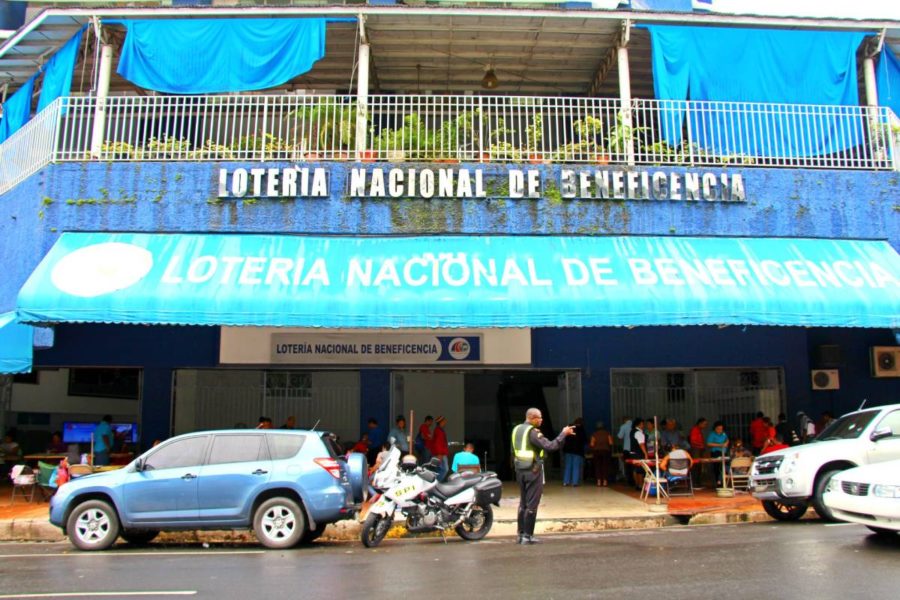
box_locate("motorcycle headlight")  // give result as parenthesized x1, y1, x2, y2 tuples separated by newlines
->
(872, 484, 900, 498)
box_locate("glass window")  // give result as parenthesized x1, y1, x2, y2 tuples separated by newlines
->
(144, 436, 209, 471)
(208, 435, 267, 465)
(267, 434, 306, 460)
(816, 410, 879, 441)
(68, 367, 140, 399)
(875, 410, 900, 437)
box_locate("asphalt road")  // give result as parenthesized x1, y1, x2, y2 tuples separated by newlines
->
(0, 522, 898, 600)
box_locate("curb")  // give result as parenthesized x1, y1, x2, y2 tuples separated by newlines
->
(0, 511, 774, 545)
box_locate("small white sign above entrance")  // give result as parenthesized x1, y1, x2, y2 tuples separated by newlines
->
(271, 332, 482, 365)
(219, 328, 532, 366)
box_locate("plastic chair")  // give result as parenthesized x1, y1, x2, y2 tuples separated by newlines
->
(666, 458, 695, 497)
(9, 465, 36, 504)
(36, 461, 58, 501)
(728, 456, 753, 491)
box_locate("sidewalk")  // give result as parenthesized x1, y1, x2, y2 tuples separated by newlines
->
(0, 479, 775, 545)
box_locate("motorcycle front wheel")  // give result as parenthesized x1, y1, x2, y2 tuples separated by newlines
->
(361, 513, 392, 548)
(455, 504, 493, 541)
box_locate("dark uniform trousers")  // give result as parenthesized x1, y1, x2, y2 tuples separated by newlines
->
(516, 465, 544, 536)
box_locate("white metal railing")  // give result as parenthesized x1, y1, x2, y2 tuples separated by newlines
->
(2, 94, 898, 194)
(0, 97, 63, 195)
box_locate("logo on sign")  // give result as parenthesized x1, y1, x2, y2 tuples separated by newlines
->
(447, 338, 472, 360)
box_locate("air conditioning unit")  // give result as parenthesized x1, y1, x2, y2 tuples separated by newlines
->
(871, 347, 900, 378)
(811, 369, 839, 390)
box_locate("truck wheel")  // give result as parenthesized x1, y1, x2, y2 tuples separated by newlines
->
(66, 499, 120, 551)
(253, 497, 306, 549)
(811, 469, 842, 522)
(762, 500, 807, 521)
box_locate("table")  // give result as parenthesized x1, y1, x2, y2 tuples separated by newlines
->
(22, 454, 68, 464)
(627, 456, 732, 491)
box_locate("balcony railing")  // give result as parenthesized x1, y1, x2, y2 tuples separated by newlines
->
(1, 94, 898, 195)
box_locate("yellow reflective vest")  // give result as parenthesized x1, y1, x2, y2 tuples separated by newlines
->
(512, 423, 544, 470)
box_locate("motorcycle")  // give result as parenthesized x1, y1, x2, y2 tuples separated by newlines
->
(360, 456, 502, 548)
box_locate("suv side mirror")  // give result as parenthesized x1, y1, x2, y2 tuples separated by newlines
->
(133, 458, 144, 472)
(870, 427, 892, 442)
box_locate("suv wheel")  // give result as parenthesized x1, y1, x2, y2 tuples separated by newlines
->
(67, 499, 120, 551)
(811, 469, 842, 522)
(253, 497, 306, 549)
(762, 500, 808, 521)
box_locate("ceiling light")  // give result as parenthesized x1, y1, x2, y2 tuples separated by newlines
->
(481, 65, 499, 90)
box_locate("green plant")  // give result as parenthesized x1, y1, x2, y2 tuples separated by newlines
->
(292, 98, 360, 155)
(192, 140, 235, 160)
(100, 141, 136, 159)
(145, 137, 191, 158)
(555, 115, 604, 162)
(488, 117, 522, 161)
(605, 111, 647, 159)
(524, 115, 543, 153)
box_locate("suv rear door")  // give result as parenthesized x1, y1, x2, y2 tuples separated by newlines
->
(197, 433, 272, 521)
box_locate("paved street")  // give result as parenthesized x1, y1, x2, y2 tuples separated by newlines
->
(0, 521, 897, 599)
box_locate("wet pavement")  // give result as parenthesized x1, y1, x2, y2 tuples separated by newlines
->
(0, 520, 897, 599)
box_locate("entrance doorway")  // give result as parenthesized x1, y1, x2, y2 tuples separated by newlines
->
(390, 369, 580, 479)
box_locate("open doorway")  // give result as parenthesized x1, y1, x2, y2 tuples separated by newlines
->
(391, 369, 580, 480)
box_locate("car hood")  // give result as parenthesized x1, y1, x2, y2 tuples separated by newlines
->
(61, 467, 130, 491)
(832, 459, 900, 485)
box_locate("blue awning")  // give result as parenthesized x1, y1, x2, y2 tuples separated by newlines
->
(0, 312, 33, 374)
(16, 233, 900, 329)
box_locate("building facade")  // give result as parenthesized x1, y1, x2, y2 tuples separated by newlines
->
(0, 2, 898, 472)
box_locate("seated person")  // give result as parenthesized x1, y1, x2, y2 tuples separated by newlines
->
(350, 433, 370, 455)
(1, 431, 22, 460)
(369, 442, 391, 476)
(47, 431, 68, 454)
(659, 444, 693, 478)
(761, 433, 790, 455)
(450, 442, 480, 473)
(729, 438, 753, 461)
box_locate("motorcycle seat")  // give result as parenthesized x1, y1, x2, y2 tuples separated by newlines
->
(433, 476, 480, 498)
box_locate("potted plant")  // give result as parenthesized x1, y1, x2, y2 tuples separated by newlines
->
(291, 98, 360, 160)
(554, 115, 604, 163)
(605, 110, 647, 163)
(487, 117, 522, 161)
(525, 115, 544, 163)
(145, 136, 191, 159)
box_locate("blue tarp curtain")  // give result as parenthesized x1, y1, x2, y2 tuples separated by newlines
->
(116, 18, 327, 94)
(0, 27, 83, 143)
(15, 233, 900, 329)
(645, 26, 866, 158)
(877, 46, 900, 121)
(0, 312, 32, 375)
(0, 75, 35, 144)
(37, 27, 85, 112)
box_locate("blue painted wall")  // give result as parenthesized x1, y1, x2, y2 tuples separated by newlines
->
(1, 162, 898, 311)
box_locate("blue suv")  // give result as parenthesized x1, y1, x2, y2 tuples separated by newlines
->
(50, 430, 366, 550)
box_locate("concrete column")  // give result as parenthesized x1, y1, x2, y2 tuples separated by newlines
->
(355, 43, 370, 160)
(617, 44, 635, 166)
(89, 44, 113, 159)
(140, 368, 173, 451)
(863, 55, 878, 108)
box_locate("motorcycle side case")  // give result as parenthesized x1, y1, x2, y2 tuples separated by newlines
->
(474, 478, 503, 506)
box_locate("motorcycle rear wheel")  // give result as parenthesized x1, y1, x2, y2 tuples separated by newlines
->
(361, 513, 391, 548)
(455, 504, 493, 541)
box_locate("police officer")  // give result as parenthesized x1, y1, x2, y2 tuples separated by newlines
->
(512, 407, 574, 545)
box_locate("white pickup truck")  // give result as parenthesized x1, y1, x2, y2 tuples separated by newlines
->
(750, 403, 900, 521)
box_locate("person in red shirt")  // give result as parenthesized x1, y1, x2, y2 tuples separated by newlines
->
(688, 418, 708, 486)
(417, 415, 434, 461)
(749, 412, 769, 455)
(761, 434, 789, 455)
(350, 433, 370, 455)
(431, 416, 450, 481)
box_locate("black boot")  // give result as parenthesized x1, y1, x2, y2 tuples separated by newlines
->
(524, 510, 538, 543)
